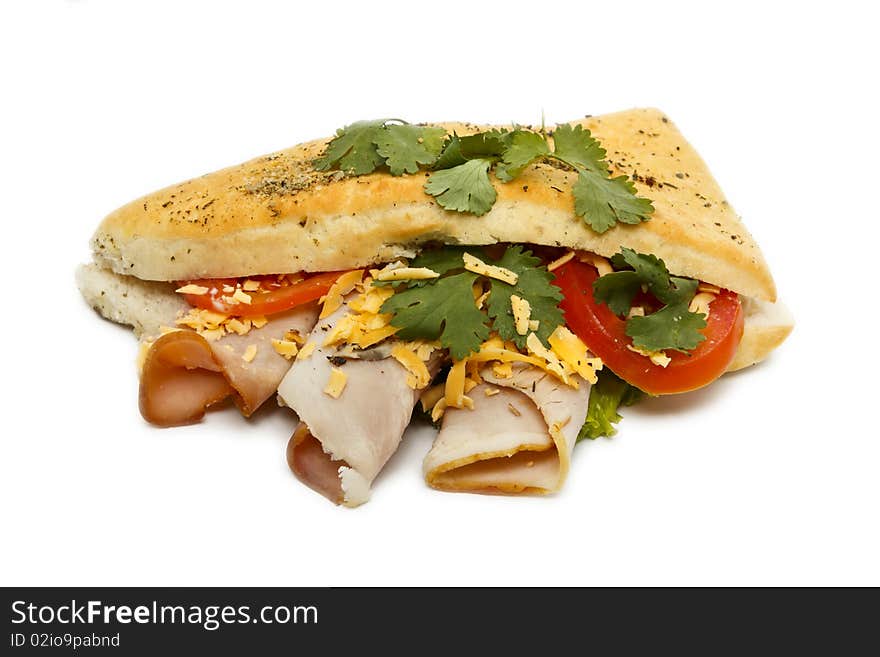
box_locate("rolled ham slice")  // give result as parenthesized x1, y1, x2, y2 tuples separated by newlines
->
(139, 304, 318, 426)
(277, 304, 436, 507)
(423, 364, 590, 495)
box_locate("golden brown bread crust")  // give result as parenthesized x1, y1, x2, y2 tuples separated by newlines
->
(90, 108, 776, 301)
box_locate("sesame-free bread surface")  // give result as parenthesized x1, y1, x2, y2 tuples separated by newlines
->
(90, 108, 776, 301)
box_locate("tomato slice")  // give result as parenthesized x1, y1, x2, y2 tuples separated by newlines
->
(181, 271, 346, 317)
(554, 260, 744, 395)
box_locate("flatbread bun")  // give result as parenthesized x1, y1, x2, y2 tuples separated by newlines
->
(90, 108, 776, 302)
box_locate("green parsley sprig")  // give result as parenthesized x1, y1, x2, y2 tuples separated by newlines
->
(313, 119, 654, 233)
(378, 246, 564, 360)
(592, 248, 708, 354)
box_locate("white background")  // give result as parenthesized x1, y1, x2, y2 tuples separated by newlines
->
(1, 0, 878, 586)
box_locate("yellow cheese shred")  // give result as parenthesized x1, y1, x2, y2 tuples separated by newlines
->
(547, 250, 575, 271)
(510, 295, 532, 336)
(296, 342, 317, 361)
(391, 344, 431, 390)
(445, 359, 469, 407)
(375, 267, 440, 282)
(419, 384, 445, 413)
(688, 292, 716, 318)
(319, 270, 364, 319)
(626, 344, 671, 368)
(578, 252, 613, 276)
(323, 368, 348, 399)
(271, 339, 300, 359)
(547, 326, 603, 384)
(462, 252, 518, 284)
(175, 284, 210, 295)
(242, 344, 258, 363)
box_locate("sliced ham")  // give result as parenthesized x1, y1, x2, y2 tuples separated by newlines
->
(139, 305, 318, 426)
(139, 330, 234, 427)
(277, 302, 436, 507)
(423, 364, 590, 494)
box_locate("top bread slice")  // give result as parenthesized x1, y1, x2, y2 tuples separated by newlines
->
(89, 108, 776, 302)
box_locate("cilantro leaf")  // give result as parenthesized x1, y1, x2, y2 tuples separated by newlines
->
(485, 245, 564, 349)
(374, 124, 446, 176)
(424, 159, 497, 215)
(495, 130, 550, 182)
(626, 300, 707, 353)
(410, 247, 476, 276)
(433, 134, 467, 169)
(592, 270, 643, 316)
(313, 119, 387, 175)
(611, 248, 670, 297)
(458, 130, 510, 159)
(572, 170, 655, 233)
(593, 248, 707, 354)
(578, 370, 645, 441)
(381, 272, 490, 360)
(552, 124, 608, 173)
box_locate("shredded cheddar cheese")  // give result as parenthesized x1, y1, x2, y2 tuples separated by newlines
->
(375, 267, 440, 282)
(226, 318, 251, 335)
(242, 344, 258, 363)
(462, 252, 518, 284)
(319, 270, 364, 319)
(627, 306, 645, 318)
(547, 250, 575, 271)
(348, 281, 394, 314)
(430, 398, 448, 422)
(200, 328, 225, 342)
(419, 384, 445, 413)
(627, 344, 671, 367)
(283, 329, 305, 345)
(391, 343, 432, 389)
(445, 359, 469, 408)
(271, 339, 300, 359)
(296, 342, 316, 361)
(510, 295, 532, 336)
(547, 326, 602, 384)
(689, 292, 716, 317)
(323, 368, 348, 399)
(578, 252, 613, 276)
(176, 306, 269, 341)
(232, 288, 252, 305)
(175, 284, 210, 295)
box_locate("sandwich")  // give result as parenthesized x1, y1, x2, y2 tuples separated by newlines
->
(77, 108, 793, 507)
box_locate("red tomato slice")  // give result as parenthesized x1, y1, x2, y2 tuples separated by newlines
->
(554, 260, 744, 395)
(181, 271, 347, 317)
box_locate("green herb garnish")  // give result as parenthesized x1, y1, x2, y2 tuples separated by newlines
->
(593, 247, 707, 354)
(379, 246, 565, 360)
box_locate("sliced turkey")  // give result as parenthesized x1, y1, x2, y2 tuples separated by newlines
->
(423, 364, 590, 494)
(277, 302, 438, 507)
